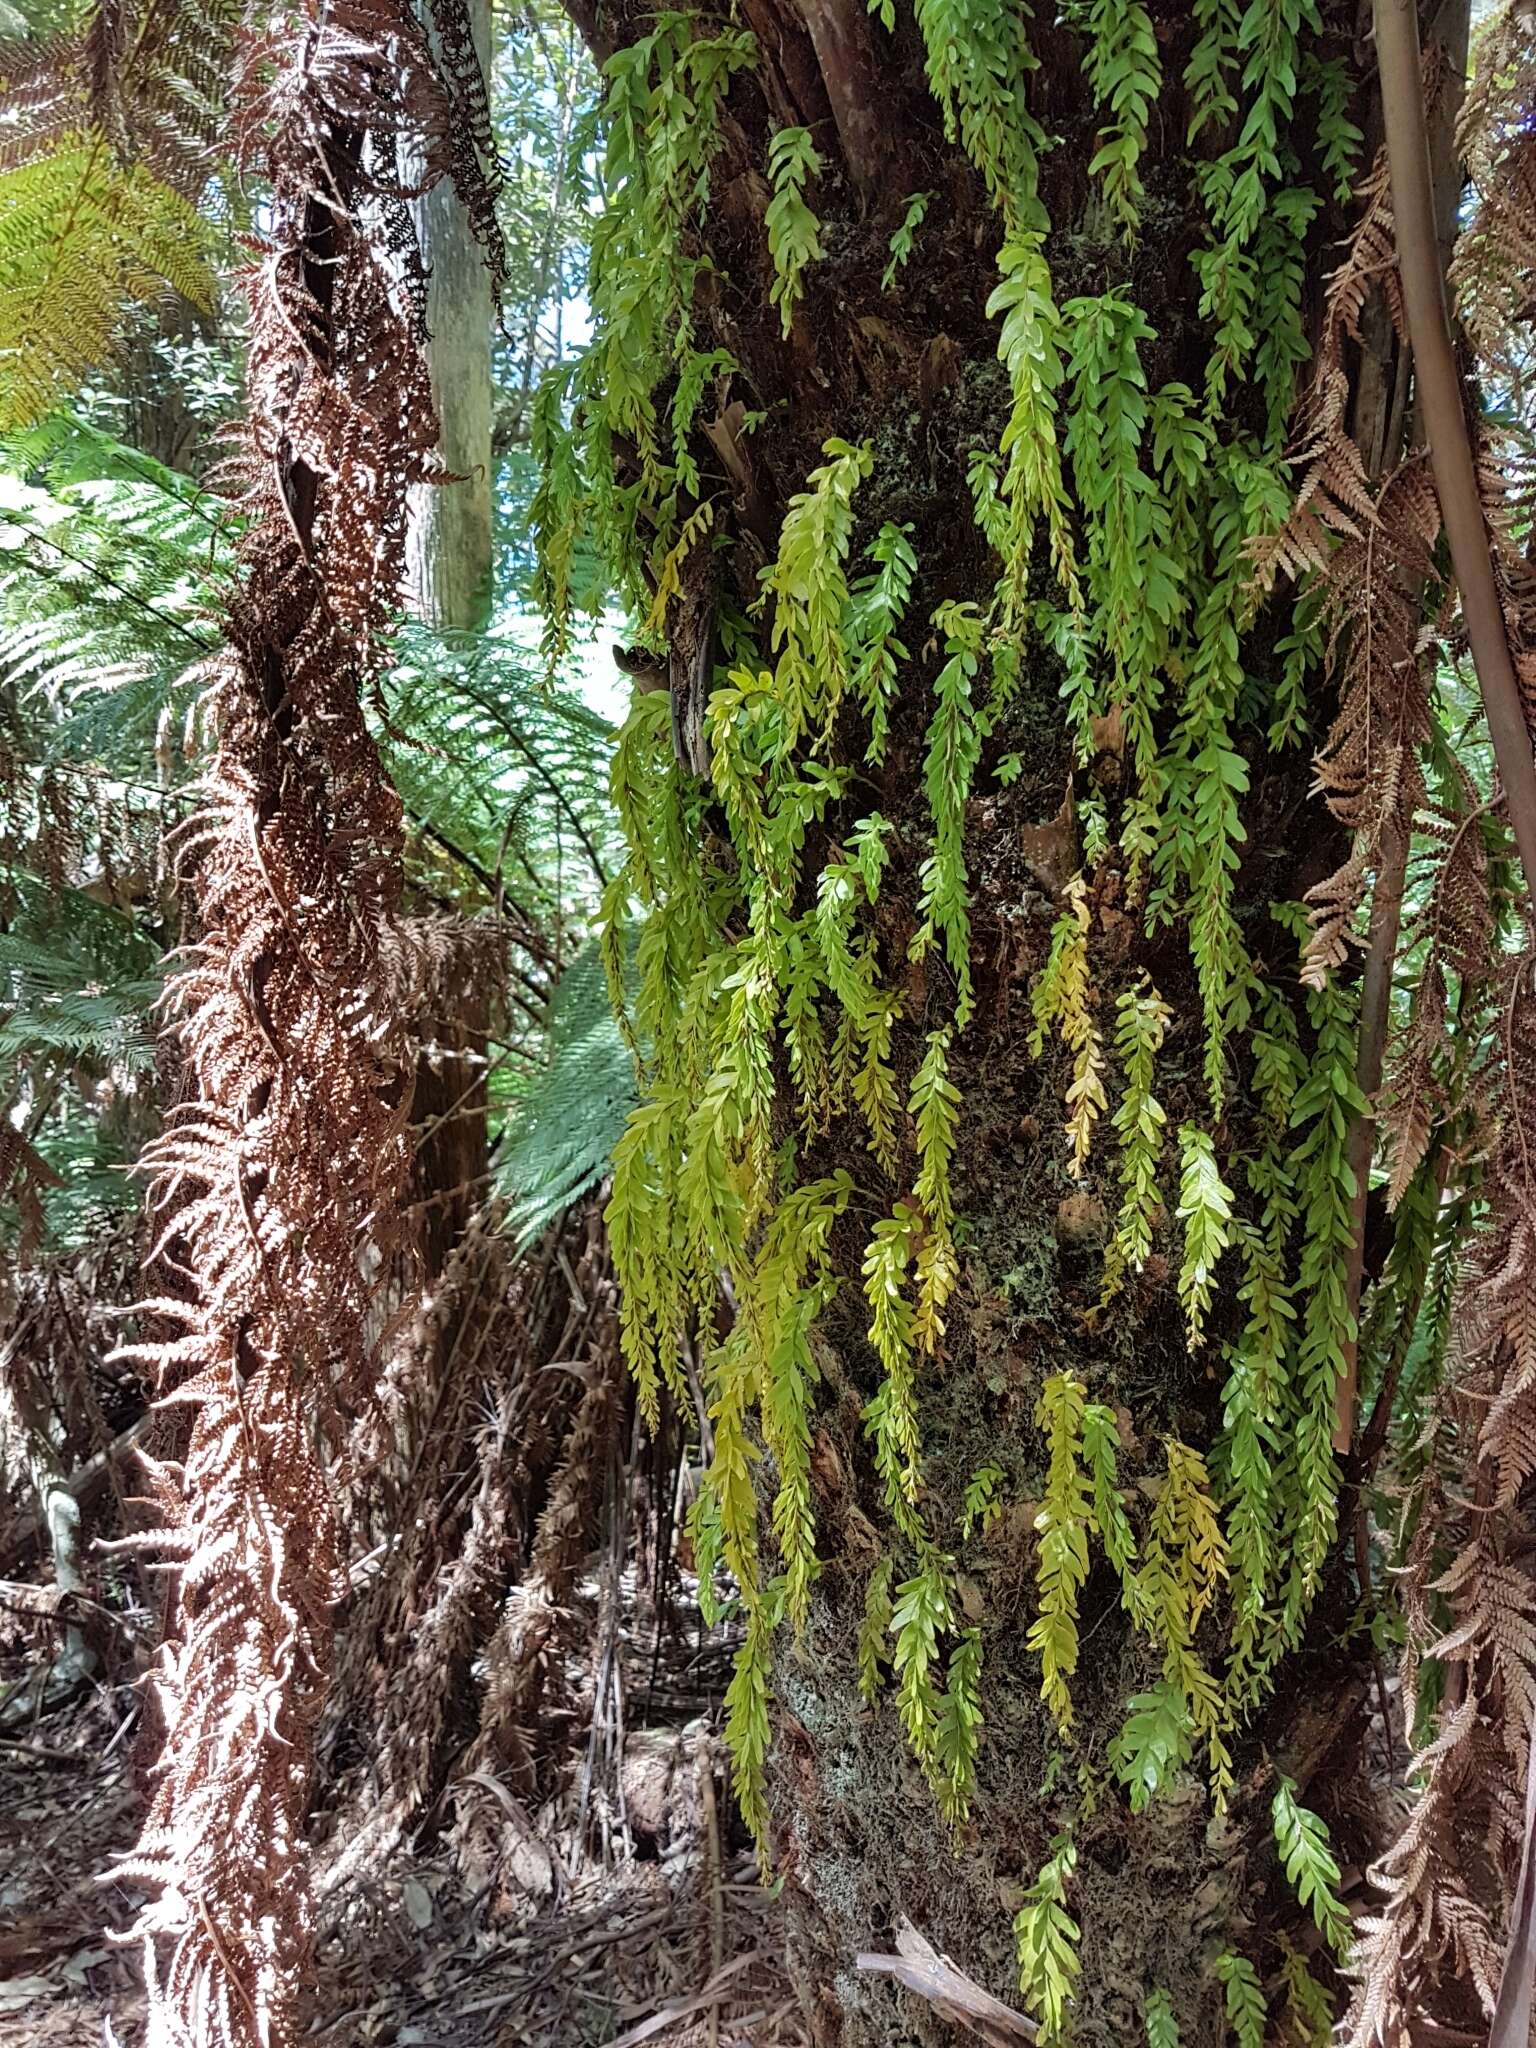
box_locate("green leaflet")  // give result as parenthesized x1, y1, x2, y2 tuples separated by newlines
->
(764, 127, 824, 337)
(1014, 1834, 1081, 2044)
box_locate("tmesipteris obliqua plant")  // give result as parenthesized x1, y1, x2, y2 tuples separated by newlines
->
(533, 2, 1536, 2041)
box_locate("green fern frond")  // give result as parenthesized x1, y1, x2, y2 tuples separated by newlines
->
(863, 1199, 924, 1507)
(1272, 1775, 1351, 1956)
(848, 524, 916, 764)
(1029, 1370, 1094, 1734)
(959, 1460, 1004, 1542)
(1110, 1682, 1193, 1812)
(1072, 0, 1161, 236)
(1101, 976, 1170, 1301)
(889, 1550, 953, 1763)
(911, 602, 984, 1028)
(1029, 876, 1105, 1174)
(858, 1554, 895, 1703)
(498, 940, 638, 1245)
(910, 1025, 961, 1346)
(0, 137, 215, 430)
(933, 1625, 984, 1823)
(1143, 1985, 1180, 2048)
(882, 190, 931, 290)
(1278, 1942, 1335, 2045)
(1176, 1124, 1233, 1347)
(763, 436, 871, 747)
(1014, 1832, 1080, 2044)
(764, 126, 823, 337)
(1213, 1951, 1266, 2048)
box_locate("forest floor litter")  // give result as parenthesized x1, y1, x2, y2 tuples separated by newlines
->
(0, 1670, 803, 2047)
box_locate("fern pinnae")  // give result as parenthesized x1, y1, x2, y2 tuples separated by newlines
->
(1175, 1123, 1234, 1349)
(1143, 1985, 1180, 2048)
(763, 436, 871, 748)
(912, 601, 984, 1029)
(1285, 969, 1366, 1616)
(764, 126, 824, 337)
(933, 1625, 984, 1824)
(858, 1553, 895, 1702)
(889, 1547, 954, 1764)
(1101, 975, 1170, 1302)
(1030, 875, 1106, 1175)
(1029, 1370, 1094, 1735)
(910, 1026, 962, 1348)
(1071, 0, 1161, 238)
(1272, 1774, 1351, 1956)
(1014, 1832, 1081, 2044)
(863, 1200, 924, 1506)
(1213, 1951, 1267, 2048)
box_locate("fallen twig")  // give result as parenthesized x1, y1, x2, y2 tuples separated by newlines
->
(855, 1919, 1038, 2044)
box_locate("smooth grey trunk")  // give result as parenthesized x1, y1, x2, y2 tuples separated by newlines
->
(0, 1361, 96, 1693)
(405, 0, 496, 634)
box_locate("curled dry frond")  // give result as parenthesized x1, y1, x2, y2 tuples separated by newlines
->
(1348, 961, 1536, 2044)
(1257, 145, 1443, 991)
(102, 4, 504, 2044)
(1451, 4, 1536, 409)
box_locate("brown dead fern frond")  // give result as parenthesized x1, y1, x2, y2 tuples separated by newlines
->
(1255, 145, 1447, 991)
(316, 1198, 621, 1903)
(1254, 148, 1403, 593)
(102, 5, 503, 2044)
(0, 0, 245, 189)
(1348, 957, 1536, 2045)
(319, 1385, 517, 1895)
(1378, 778, 1495, 1206)
(461, 1257, 624, 1805)
(1451, 3, 1536, 412)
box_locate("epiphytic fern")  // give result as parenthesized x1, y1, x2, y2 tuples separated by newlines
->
(1014, 1832, 1081, 2045)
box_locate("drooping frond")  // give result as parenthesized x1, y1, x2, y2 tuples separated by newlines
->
(1348, 961, 1536, 2045)
(95, 3, 505, 2041)
(1451, 5, 1536, 409)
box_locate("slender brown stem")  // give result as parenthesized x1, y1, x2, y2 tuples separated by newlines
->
(1375, 0, 1536, 925)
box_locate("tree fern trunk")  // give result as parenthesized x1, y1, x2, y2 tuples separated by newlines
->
(548, 1, 1472, 2039)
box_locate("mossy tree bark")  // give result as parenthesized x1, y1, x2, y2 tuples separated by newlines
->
(550, 2, 1471, 2041)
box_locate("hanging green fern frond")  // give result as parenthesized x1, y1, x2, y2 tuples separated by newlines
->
(1272, 1776, 1351, 1956)
(1213, 1951, 1267, 2048)
(764, 126, 823, 337)
(1014, 1833, 1081, 2044)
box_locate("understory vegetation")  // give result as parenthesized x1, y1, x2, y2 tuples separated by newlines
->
(3, 2, 1536, 2046)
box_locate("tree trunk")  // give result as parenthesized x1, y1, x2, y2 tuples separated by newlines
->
(551, 2, 1469, 2040)
(405, 0, 496, 634)
(116, 295, 215, 476)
